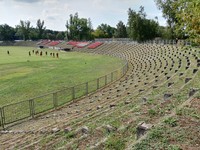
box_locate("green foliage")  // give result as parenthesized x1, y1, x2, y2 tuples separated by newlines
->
(105, 135, 125, 150)
(46, 33, 56, 40)
(36, 19, 46, 39)
(133, 140, 149, 150)
(110, 120, 121, 128)
(158, 26, 173, 39)
(29, 28, 39, 40)
(191, 113, 200, 119)
(43, 29, 65, 40)
(114, 21, 128, 38)
(56, 32, 65, 40)
(92, 29, 106, 38)
(0, 20, 66, 41)
(155, 0, 200, 42)
(71, 143, 78, 150)
(148, 109, 157, 116)
(66, 12, 93, 40)
(65, 131, 76, 139)
(16, 20, 31, 41)
(168, 145, 182, 150)
(0, 24, 16, 41)
(176, 108, 184, 116)
(147, 99, 155, 105)
(149, 127, 164, 140)
(93, 23, 116, 38)
(127, 6, 159, 41)
(164, 117, 178, 127)
(176, 0, 200, 43)
(154, 0, 178, 38)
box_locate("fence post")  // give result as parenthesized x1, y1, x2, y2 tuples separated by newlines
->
(97, 78, 100, 89)
(29, 99, 34, 118)
(111, 72, 114, 82)
(53, 92, 58, 108)
(86, 82, 88, 95)
(72, 87, 75, 99)
(121, 67, 124, 76)
(126, 63, 128, 72)
(0, 107, 5, 129)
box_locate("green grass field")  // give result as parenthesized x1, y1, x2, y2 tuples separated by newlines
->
(0, 46, 124, 106)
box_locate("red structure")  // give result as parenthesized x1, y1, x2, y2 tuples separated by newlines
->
(88, 42, 103, 49)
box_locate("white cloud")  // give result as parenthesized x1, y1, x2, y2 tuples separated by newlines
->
(43, 0, 59, 5)
(13, 0, 40, 3)
(0, 0, 166, 31)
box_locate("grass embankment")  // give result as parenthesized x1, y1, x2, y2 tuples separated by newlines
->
(0, 46, 124, 106)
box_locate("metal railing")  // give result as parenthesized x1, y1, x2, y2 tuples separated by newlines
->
(0, 61, 128, 129)
(95, 38, 193, 46)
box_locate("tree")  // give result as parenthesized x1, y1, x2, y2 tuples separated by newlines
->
(114, 21, 127, 38)
(46, 33, 55, 40)
(155, 0, 200, 43)
(66, 13, 92, 40)
(158, 26, 172, 39)
(0, 24, 16, 41)
(29, 28, 38, 40)
(16, 20, 31, 40)
(92, 29, 106, 38)
(96, 24, 116, 38)
(56, 32, 65, 40)
(36, 19, 45, 39)
(127, 6, 159, 41)
(176, 0, 200, 43)
(154, 0, 181, 38)
(87, 18, 93, 40)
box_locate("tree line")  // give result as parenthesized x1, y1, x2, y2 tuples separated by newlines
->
(0, 1, 199, 43)
(155, 0, 200, 43)
(0, 19, 66, 41)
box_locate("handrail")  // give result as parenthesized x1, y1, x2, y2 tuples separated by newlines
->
(0, 60, 128, 129)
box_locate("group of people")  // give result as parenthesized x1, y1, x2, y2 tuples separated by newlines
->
(29, 49, 59, 58)
(6, 49, 59, 58)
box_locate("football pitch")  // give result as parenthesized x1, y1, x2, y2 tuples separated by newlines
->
(0, 46, 124, 106)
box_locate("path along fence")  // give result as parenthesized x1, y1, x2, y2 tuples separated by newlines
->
(0, 61, 128, 129)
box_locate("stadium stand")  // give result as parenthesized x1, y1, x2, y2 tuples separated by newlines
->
(76, 42, 90, 48)
(47, 41, 60, 46)
(88, 42, 103, 49)
(0, 41, 199, 149)
(66, 41, 90, 48)
(38, 40, 51, 47)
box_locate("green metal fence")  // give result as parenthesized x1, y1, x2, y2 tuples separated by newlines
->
(0, 61, 128, 129)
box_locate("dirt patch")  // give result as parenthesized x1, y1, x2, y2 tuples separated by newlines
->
(190, 98, 200, 111)
(168, 99, 200, 149)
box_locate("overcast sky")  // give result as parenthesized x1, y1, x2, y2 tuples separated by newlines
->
(0, 0, 166, 31)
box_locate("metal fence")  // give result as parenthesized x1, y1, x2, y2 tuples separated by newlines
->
(95, 38, 192, 46)
(0, 61, 128, 129)
(141, 39, 192, 46)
